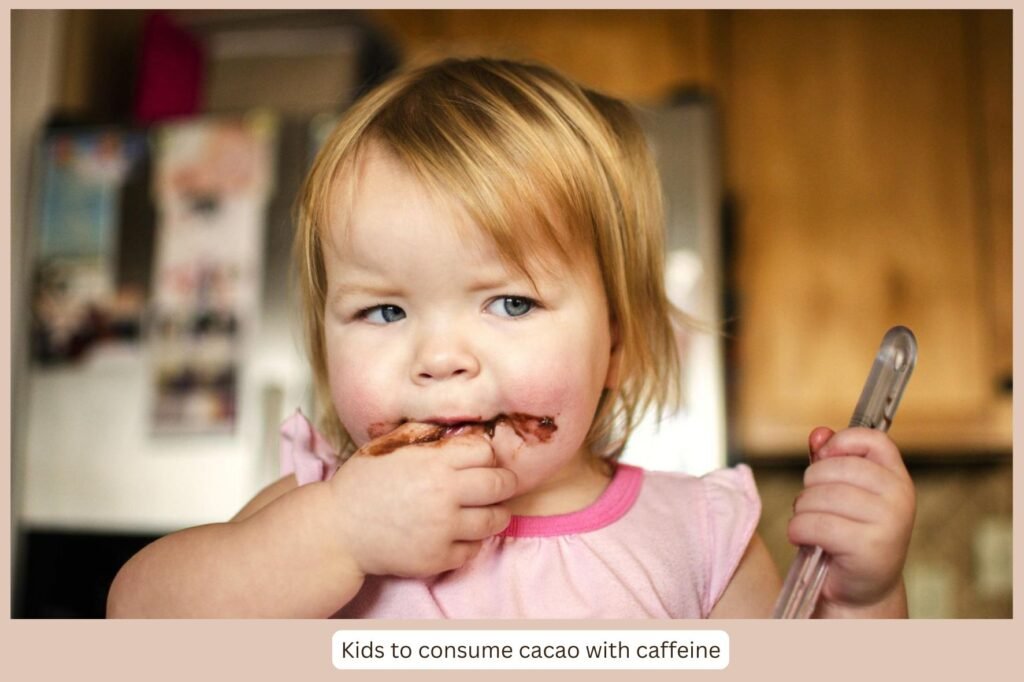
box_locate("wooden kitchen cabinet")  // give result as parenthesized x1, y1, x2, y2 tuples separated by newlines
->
(365, 9, 720, 103)
(722, 10, 1012, 456)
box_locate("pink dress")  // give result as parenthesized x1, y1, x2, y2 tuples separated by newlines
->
(280, 411, 761, 619)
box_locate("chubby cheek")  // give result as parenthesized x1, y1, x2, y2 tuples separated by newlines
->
(326, 345, 396, 446)
(493, 351, 607, 487)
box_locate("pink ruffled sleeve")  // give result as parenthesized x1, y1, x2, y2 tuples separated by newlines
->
(279, 409, 341, 486)
(700, 464, 762, 614)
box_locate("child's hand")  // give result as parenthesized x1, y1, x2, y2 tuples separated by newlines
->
(327, 424, 518, 579)
(788, 426, 916, 617)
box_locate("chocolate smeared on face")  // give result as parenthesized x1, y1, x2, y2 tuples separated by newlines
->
(359, 412, 557, 457)
(366, 420, 415, 440)
(501, 412, 557, 443)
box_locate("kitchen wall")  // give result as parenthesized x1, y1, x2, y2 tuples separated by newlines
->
(11, 10, 68, 616)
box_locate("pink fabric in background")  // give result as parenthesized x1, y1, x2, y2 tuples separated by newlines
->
(279, 410, 761, 618)
(133, 11, 205, 124)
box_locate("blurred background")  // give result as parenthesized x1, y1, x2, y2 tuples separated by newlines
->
(10, 9, 1011, 618)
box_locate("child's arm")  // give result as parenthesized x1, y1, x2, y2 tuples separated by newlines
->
(707, 534, 781, 618)
(788, 426, 916, 618)
(107, 430, 517, 618)
(230, 473, 299, 522)
(107, 478, 363, 618)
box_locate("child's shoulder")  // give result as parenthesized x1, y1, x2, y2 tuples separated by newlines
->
(622, 463, 766, 616)
(629, 462, 761, 546)
(634, 463, 759, 508)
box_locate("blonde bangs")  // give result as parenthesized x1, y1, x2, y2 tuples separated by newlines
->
(369, 64, 614, 282)
(295, 57, 686, 458)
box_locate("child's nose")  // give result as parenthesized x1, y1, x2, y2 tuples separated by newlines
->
(411, 334, 481, 384)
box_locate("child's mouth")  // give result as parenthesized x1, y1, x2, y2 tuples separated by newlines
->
(425, 414, 557, 442)
(361, 413, 557, 457)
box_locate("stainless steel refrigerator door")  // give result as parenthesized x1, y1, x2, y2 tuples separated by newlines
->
(620, 99, 727, 476)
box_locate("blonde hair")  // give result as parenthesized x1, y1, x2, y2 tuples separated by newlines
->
(295, 57, 685, 459)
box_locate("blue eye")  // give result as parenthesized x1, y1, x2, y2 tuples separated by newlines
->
(488, 296, 536, 318)
(360, 304, 406, 324)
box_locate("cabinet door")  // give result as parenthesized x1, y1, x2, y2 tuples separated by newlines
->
(725, 10, 1011, 455)
(364, 9, 718, 101)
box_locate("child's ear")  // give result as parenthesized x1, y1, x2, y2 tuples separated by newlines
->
(604, 321, 622, 390)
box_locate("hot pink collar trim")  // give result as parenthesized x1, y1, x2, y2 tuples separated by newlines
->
(499, 464, 644, 538)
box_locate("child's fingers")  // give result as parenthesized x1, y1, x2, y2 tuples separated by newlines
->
(803, 455, 892, 495)
(787, 511, 864, 556)
(808, 426, 834, 459)
(793, 483, 883, 524)
(455, 467, 519, 506)
(444, 540, 484, 571)
(454, 506, 512, 541)
(814, 427, 908, 477)
(436, 434, 499, 469)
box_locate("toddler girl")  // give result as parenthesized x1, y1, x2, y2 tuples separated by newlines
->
(108, 57, 915, 619)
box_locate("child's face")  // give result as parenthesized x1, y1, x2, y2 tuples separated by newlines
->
(322, 142, 617, 498)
